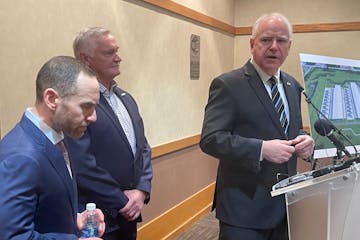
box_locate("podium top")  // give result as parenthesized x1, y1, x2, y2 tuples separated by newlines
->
(271, 157, 360, 197)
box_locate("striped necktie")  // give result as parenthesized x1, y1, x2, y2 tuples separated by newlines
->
(269, 77, 289, 133)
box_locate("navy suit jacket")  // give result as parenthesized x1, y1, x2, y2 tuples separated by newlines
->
(200, 61, 306, 229)
(0, 115, 78, 239)
(65, 87, 152, 233)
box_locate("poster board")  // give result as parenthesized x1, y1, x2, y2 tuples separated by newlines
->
(300, 53, 360, 158)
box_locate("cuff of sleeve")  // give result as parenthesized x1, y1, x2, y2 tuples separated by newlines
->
(259, 141, 264, 162)
(144, 192, 150, 204)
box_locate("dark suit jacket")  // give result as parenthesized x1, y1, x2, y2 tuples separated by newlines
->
(0, 115, 78, 240)
(200, 61, 306, 229)
(65, 87, 152, 233)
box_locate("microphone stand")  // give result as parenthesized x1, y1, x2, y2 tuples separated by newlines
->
(301, 90, 358, 167)
(311, 158, 318, 170)
(334, 149, 344, 166)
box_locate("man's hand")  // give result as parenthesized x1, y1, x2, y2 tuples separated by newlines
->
(291, 135, 315, 160)
(119, 189, 146, 221)
(262, 139, 295, 163)
(77, 208, 105, 239)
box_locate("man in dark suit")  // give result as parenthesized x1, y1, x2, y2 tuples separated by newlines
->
(65, 27, 152, 240)
(200, 13, 314, 240)
(0, 56, 105, 239)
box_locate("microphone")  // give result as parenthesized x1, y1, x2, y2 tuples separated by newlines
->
(301, 88, 358, 157)
(314, 119, 351, 157)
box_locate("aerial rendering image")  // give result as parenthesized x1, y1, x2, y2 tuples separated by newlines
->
(300, 54, 360, 158)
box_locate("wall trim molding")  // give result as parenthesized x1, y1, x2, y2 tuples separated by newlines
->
(293, 22, 360, 33)
(141, 0, 360, 35)
(235, 22, 360, 35)
(151, 134, 200, 158)
(143, 0, 235, 34)
(151, 126, 310, 158)
(137, 182, 215, 240)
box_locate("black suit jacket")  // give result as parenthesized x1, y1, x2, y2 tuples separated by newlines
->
(65, 87, 152, 233)
(200, 60, 306, 229)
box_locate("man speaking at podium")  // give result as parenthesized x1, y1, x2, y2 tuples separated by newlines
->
(200, 13, 314, 240)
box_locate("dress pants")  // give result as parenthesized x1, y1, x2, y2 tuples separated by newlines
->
(219, 217, 288, 240)
(103, 221, 137, 240)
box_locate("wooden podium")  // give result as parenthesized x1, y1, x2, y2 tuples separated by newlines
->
(272, 159, 360, 240)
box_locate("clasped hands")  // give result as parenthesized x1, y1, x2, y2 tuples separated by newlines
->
(262, 135, 314, 164)
(119, 189, 146, 221)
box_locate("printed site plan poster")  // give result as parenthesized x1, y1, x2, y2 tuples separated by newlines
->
(299, 53, 360, 158)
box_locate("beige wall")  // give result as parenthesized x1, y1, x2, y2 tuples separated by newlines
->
(234, 0, 360, 25)
(172, 0, 235, 25)
(0, 0, 235, 145)
(141, 146, 218, 224)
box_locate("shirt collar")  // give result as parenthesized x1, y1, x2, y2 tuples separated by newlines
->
(250, 58, 280, 84)
(99, 80, 117, 96)
(25, 107, 64, 145)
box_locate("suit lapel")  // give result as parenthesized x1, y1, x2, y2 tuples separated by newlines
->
(280, 73, 298, 138)
(99, 91, 136, 155)
(98, 94, 122, 129)
(114, 88, 140, 140)
(245, 63, 287, 138)
(20, 116, 77, 218)
(45, 142, 77, 215)
(114, 88, 140, 156)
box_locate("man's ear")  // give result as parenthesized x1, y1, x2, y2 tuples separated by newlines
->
(250, 38, 254, 50)
(43, 88, 59, 111)
(288, 39, 292, 50)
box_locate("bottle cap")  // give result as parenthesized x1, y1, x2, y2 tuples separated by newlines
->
(86, 203, 96, 211)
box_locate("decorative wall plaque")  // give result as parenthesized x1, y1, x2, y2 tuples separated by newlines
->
(190, 34, 200, 79)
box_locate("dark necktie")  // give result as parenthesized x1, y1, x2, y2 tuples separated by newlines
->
(269, 76, 289, 133)
(57, 140, 73, 178)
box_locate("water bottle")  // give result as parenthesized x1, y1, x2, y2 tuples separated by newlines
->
(81, 203, 99, 238)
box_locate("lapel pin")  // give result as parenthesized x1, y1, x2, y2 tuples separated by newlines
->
(121, 93, 126, 96)
(286, 82, 291, 86)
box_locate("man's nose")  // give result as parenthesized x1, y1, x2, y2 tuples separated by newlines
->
(87, 109, 97, 123)
(114, 54, 122, 62)
(270, 39, 279, 48)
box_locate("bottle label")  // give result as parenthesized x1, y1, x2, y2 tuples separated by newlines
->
(81, 226, 99, 238)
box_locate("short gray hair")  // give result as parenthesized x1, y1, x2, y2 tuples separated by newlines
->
(73, 27, 110, 59)
(36, 56, 95, 102)
(251, 13, 292, 39)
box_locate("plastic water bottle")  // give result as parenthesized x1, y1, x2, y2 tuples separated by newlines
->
(81, 203, 99, 238)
